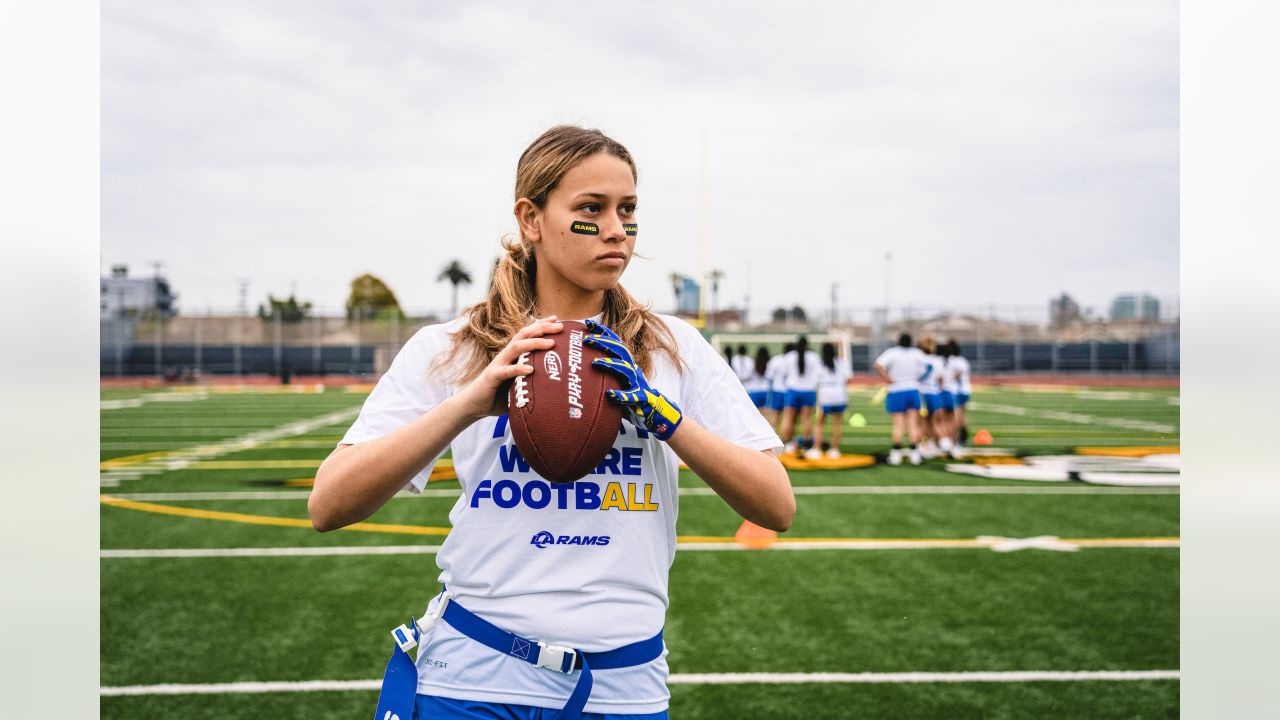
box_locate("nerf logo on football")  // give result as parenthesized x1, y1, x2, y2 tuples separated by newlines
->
(530, 530, 611, 549)
(543, 351, 562, 381)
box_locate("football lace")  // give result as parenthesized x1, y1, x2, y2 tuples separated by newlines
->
(513, 352, 531, 408)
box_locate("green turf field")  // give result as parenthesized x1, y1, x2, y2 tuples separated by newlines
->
(100, 382, 1179, 719)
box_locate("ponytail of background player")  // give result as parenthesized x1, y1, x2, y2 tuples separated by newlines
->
(873, 333, 926, 465)
(310, 125, 793, 720)
(779, 335, 822, 459)
(812, 341, 851, 458)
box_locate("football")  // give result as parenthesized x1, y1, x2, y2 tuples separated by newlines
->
(507, 320, 625, 483)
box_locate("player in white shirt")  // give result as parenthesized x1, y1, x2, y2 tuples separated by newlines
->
(764, 342, 794, 429)
(778, 335, 824, 459)
(741, 347, 772, 418)
(812, 342, 852, 459)
(730, 343, 754, 384)
(309, 126, 794, 720)
(946, 339, 973, 446)
(917, 336, 950, 459)
(872, 333, 928, 465)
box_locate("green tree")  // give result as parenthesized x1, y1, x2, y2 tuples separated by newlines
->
(438, 260, 473, 317)
(346, 274, 402, 321)
(257, 294, 313, 323)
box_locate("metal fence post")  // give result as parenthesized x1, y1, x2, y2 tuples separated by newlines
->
(115, 317, 124, 377)
(313, 315, 322, 375)
(234, 314, 243, 376)
(273, 306, 283, 377)
(154, 315, 163, 377)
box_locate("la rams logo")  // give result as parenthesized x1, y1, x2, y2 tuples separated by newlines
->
(530, 531, 555, 548)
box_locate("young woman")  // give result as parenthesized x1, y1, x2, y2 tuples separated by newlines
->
(742, 346, 772, 417)
(764, 342, 793, 429)
(917, 336, 947, 458)
(309, 126, 794, 720)
(872, 333, 927, 465)
(731, 343, 754, 383)
(937, 341, 961, 458)
(947, 339, 973, 445)
(779, 335, 822, 459)
(812, 342, 851, 459)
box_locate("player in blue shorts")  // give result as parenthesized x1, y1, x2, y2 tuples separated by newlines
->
(742, 346, 771, 416)
(310, 126, 795, 720)
(779, 335, 822, 458)
(813, 342, 851, 458)
(764, 342, 793, 429)
(946, 339, 973, 445)
(873, 333, 928, 465)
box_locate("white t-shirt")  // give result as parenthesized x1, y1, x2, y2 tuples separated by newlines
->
(920, 354, 944, 396)
(730, 353, 754, 383)
(764, 354, 788, 392)
(873, 346, 929, 393)
(815, 361, 852, 407)
(339, 313, 782, 714)
(941, 357, 960, 394)
(781, 350, 822, 392)
(741, 362, 769, 394)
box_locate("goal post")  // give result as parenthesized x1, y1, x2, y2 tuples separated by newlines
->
(708, 331, 855, 369)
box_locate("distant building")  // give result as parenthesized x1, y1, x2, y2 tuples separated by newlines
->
(678, 277, 701, 316)
(1109, 293, 1159, 322)
(1049, 292, 1082, 329)
(101, 265, 177, 318)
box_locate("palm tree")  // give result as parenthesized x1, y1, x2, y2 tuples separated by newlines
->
(708, 269, 725, 327)
(438, 260, 473, 317)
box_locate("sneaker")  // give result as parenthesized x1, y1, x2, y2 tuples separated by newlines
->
(783, 442, 797, 454)
(825, 448, 841, 459)
(887, 450, 902, 466)
(909, 449, 923, 465)
(804, 448, 822, 460)
(950, 445, 966, 459)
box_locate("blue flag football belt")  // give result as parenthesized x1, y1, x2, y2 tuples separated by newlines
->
(375, 590, 665, 720)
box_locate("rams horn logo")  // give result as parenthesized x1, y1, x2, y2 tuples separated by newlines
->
(530, 531, 555, 549)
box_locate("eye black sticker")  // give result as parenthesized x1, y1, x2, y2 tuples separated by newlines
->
(571, 221, 599, 235)
(623, 223, 638, 237)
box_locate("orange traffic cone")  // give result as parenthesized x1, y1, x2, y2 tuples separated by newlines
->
(973, 429, 993, 445)
(735, 520, 778, 549)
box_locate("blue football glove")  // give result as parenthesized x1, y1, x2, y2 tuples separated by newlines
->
(583, 318, 683, 441)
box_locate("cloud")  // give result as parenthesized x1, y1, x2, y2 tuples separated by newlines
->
(102, 0, 1178, 319)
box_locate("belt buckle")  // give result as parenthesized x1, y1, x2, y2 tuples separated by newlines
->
(415, 593, 451, 637)
(535, 641, 576, 674)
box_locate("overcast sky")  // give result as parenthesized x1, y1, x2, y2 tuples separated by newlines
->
(102, 0, 1178, 322)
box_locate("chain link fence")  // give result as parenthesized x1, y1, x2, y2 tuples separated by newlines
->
(100, 300, 1178, 378)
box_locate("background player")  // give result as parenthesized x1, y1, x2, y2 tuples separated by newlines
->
(742, 346, 771, 418)
(764, 342, 794, 429)
(873, 333, 927, 465)
(813, 341, 851, 459)
(779, 335, 823, 459)
(946, 338, 973, 446)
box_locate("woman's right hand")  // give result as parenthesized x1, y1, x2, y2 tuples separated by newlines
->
(454, 315, 564, 420)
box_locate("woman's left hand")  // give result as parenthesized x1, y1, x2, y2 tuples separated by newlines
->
(583, 318, 683, 441)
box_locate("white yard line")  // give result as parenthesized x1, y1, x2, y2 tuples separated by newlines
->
(967, 401, 1176, 434)
(101, 536, 1178, 559)
(99, 407, 360, 488)
(105, 484, 1178, 502)
(100, 669, 1178, 696)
